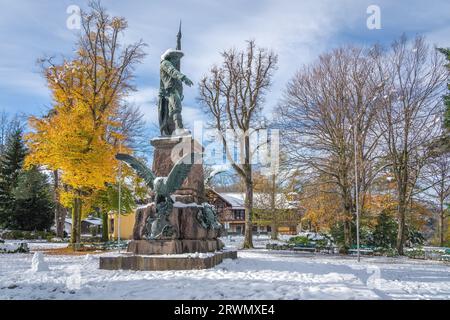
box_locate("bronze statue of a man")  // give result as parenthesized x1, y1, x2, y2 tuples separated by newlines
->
(158, 24, 193, 136)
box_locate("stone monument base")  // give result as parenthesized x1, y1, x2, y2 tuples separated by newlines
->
(128, 239, 224, 255)
(99, 250, 237, 271)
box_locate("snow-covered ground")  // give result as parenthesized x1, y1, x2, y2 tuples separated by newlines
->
(0, 241, 449, 300)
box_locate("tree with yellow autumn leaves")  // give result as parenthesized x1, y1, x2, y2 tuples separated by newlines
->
(25, 1, 146, 245)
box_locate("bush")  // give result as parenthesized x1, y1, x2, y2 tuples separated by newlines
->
(0, 230, 55, 240)
(406, 227, 425, 247)
(288, 236, 310, 246)
(89, 225, 98, 237)
(338, 245, 350, 254)
(315, 239, 329, 249)
(374, 247, 398, 257)
(405, 248, 425, 259)
(0, 242, 29, 253)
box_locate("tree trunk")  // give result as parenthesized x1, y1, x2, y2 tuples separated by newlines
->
(70, 196, 82, 247)
(343, 192, 353, 247)
(55, 205, 66, 238)
(270, 173, 278, 240)
(243, 177, 254, 249)
(270, 220, 278, 240)
(102, 211, 109, 242)
(70, 200, 78, 245)
(396, 198, 407, 255)
(439, 200, 445, 247)
(53, 170, 66, 238)
(77, 197, 82, 243)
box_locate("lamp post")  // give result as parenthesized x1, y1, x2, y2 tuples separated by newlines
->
(118, 141, 122, 250)
(350, 123, 361, 262)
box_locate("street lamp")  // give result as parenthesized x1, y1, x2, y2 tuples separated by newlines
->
(118, 141, 122, 251)
(350, 123, 361, 262)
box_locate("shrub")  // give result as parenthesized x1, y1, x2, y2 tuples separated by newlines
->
(405, 248, 425, 259)
(0, 242, 29, 253)
(406, 227, 425, 247)
(0, 230, 55, 240)
(315, 239, 329, 249)
(288, 236, 310, 246)
(89, 225, 98, 237)
(374, 247, 398, 257)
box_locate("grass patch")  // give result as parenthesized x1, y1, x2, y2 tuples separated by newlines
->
(37, 246, 106, 256)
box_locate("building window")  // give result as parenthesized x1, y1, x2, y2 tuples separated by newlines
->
(234, 210, 245, 220)
(109, 218, 114, 234)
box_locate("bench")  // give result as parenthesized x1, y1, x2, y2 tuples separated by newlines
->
(292, 243, 316, 252)
(292, 246, 316, 253)
(348, 248, 374, 255)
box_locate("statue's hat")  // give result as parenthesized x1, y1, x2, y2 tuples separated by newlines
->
(161, 49, 184, 61)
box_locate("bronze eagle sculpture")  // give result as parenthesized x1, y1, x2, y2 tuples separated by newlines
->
(115, 152, 199, 239)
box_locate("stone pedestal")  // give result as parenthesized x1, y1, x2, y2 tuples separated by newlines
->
(151, 135, 205, 203)
(134, 202, 222, 241)
(127, 239, 224, 255)
(99, 134, 234, 271)
(100, 250, 238, 271)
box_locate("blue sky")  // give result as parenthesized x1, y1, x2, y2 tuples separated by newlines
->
(0, 0, 449, 129)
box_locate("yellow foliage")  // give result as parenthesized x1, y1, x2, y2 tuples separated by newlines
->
(302, 191, 342, 232)
(25, 58, 127, 212)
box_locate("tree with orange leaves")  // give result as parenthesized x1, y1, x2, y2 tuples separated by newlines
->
(25, 1, 146, 245)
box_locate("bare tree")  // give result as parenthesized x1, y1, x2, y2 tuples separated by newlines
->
(276, 46, 385, 247)
(108, 102, 151, 155)
(198, 40, 278, 248)
(376, 35, 447, 254)
(419, 154, 450, 246)
(253, 169, 295, 240)
(40, 0, 147, 130)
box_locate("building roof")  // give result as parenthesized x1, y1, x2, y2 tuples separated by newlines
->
(219, 193, 245, 209)
(213, 191, 299, 210)
(65, 217, 102, 226)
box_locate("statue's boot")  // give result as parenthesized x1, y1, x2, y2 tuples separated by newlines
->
(173, 115, 190, 136)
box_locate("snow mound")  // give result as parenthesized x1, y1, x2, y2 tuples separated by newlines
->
(30, 252, 49, 272)
(0, 242, 29, 253)
(188, 252, 214, 259)
(85, 254, 95, 261)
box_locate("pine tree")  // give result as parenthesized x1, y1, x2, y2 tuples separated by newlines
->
(438, 48, 450, 131)
(373, 210, 398, 249)
(10, 167, 54, 231)
(0, 127, 27, 227)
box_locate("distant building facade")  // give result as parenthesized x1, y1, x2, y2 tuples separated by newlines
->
(206, 189, 303, 235)
(64, 216, 103, 237)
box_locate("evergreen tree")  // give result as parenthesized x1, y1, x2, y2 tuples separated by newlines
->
(0, 127, 27, 227)
(372, 210, 398, 249)
(10, 167, 54, 231)
(438, 48, 450, 131)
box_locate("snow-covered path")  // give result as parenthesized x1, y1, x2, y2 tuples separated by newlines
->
(0, 248, 449, 300)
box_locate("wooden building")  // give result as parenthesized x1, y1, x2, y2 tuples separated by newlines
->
(206, 189, 303, 235)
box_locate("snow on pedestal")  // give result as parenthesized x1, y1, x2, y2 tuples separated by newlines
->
(30, 252, 49, 272)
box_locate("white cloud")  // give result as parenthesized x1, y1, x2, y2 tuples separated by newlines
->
(1, 0, 449, 122)
(125, 86, 159, 123)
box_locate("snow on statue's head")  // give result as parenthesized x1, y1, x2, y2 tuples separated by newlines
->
(161, 49, 184, 61)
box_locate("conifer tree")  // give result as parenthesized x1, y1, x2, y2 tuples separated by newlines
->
(0, 127, 27, 227)
(10, 167, 54, 231)
(438, 48, 450, 131)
